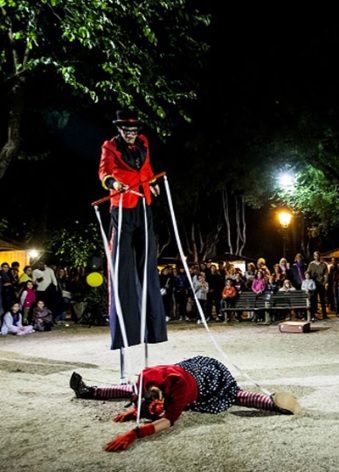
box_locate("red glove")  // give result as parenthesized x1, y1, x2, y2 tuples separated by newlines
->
(105, 429, 137, 452)
(113, 408, 137, 423)
(104, 423, 156, 452)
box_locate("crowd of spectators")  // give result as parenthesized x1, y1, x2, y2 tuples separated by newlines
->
(0, 261, 95, 335)
(1, 250, 339, 335)
(159, 252, 339, 324)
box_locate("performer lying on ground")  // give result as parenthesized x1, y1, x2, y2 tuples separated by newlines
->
(70, 355, 300, 452)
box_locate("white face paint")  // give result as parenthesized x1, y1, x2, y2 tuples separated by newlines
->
(118, 127, 138, 144)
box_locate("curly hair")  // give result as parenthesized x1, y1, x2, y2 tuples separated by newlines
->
(134, 388, 165, 421)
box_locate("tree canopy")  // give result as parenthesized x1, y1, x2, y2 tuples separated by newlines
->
(2, 8, 339, 263)
(0, 0, 210, 178)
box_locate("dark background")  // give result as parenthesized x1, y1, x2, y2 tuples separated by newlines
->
(2, 11, 339, 266)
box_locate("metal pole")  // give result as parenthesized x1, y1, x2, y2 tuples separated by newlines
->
(282, 229, 287, 258)
(144, 343, 148, 368)
(119, 347, 125, 384)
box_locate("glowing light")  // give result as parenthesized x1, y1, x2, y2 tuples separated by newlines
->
(278, 211, 292, 228)
(278, 172, 295, 190)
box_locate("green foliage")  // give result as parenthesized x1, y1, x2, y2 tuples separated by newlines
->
(47, 222, 103, 268)
(273, 164, 339, 234)
(1, 0, 211, 134)
(85, 281, 109, 323)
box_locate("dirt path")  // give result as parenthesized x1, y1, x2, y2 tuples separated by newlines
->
(1, 319, 339, 472)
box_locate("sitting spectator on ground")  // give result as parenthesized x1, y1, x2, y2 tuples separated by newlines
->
(32, 300, 54, 332)
(1, 301, 35, 336)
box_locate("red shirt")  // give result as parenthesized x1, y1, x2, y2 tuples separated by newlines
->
(221, 285, 237, 298)
(21, 288, 36, 308)
(98, 134, 155, 209)
(139, 364, 198, 425)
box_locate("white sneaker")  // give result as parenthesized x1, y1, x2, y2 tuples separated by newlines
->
(197, 319, 202, 324)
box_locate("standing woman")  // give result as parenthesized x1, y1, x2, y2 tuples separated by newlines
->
(98, 109, 167, 350)
(291, 253, 307, 289)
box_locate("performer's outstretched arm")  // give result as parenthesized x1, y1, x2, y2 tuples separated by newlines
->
(104, 417, 171, 452)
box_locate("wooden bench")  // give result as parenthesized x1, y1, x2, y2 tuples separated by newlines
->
(221, 292, 271, 323)
(221, 290, 311, 324)
(270, 290, 311, 322)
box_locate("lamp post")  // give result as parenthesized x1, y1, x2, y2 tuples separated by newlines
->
(278, 211, 292, 258)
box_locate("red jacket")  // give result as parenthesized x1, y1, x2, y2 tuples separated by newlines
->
(139, 364, 198, 425)
(221, 285, 237, 298)
(98, 134, 155, 209)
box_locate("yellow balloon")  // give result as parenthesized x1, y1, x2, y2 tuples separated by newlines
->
(86, 272, 103, 287)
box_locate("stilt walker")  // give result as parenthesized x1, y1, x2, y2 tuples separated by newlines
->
(97, 109, 168, 379)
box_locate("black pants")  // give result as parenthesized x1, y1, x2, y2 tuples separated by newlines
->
(315, 283, 327, 316)
(109, 200, 167, 349)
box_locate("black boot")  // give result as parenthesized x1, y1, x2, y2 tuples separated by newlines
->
(70, 372, 95, 399)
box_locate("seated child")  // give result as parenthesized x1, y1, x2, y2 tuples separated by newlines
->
(32, 300, 54, 332)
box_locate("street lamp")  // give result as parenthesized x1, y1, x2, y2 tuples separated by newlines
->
(278, 210, 292, 258)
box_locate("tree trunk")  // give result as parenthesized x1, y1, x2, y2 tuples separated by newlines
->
(222, 188, 233, 255)
(0, 77, 25, 180)
(222, 189, 247, 257)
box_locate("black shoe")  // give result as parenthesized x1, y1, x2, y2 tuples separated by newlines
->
(70, 372, 94, 399)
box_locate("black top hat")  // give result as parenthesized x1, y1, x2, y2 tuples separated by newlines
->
(113, 109, 140, 127)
